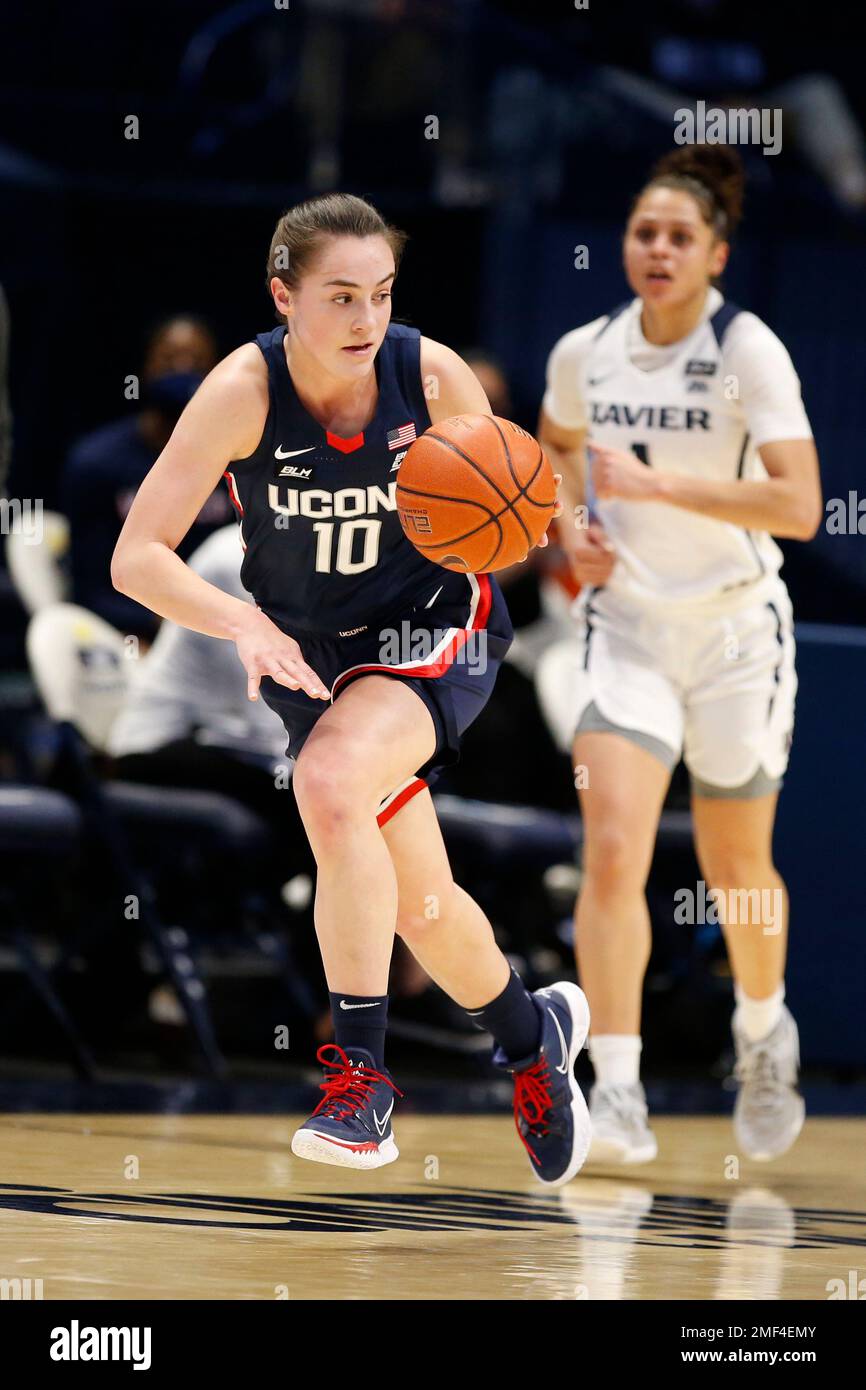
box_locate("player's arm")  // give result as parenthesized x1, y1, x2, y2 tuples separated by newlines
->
(630, 438, 819, 537)
(419, 336, 562, 549)
(536, 325, 615, 583)
(537, 410, 616, 585)
(420, 336, 494, 421)
(538, 409, 586, 525)
(589, 437, 822, 540)
(111, 348, 328, 700)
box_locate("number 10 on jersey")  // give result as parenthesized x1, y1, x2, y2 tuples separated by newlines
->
(312, 519, 382, 575)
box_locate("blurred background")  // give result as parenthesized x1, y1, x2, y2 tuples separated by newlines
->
(0, 0, 863, 1104)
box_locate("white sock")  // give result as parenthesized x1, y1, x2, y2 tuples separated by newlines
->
(588, 1034, 642, 1086)
(734, 983, 785, 1042)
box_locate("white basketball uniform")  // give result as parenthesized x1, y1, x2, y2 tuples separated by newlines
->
(541, 288, 813, 793)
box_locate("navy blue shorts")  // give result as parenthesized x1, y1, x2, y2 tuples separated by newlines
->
(259, 570, 513, 824)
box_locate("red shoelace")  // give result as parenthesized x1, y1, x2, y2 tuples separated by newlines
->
(512, 1056, 553, 1165)
(311, 1044, 403, 1122)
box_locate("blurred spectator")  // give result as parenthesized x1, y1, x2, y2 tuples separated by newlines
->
(487, 0, 866, 215)
(110, 525, 317, 907)
(461, 348, 514, 419)
(108, 524, 314, 886)
(61, 315, 229, 638)
(109, 527, 281, 763)
(294, 0, 487, 204)
(0, 284, 11, 496)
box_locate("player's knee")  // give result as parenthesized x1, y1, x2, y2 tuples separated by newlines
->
(292, 747, 370, 835)
(582, 822, 645, 892)
(696, 854, 786, 935)
(699, 845, 778, 891)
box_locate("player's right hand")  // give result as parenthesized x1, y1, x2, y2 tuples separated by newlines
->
(234, 609, 330, 702)
(561, 521, 617, 586)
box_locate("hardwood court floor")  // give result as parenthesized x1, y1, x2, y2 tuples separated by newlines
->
(0, 1114, 864, 1300)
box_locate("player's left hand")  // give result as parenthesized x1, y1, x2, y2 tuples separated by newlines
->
(590, 445, 660, 501)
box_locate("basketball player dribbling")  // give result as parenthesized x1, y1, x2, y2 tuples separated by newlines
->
(112, 193, 592, 1183)
(539, 146, 822, 1164)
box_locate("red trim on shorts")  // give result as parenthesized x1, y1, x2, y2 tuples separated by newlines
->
(331, 573, 492, 698)
(376, 777, 427, 828)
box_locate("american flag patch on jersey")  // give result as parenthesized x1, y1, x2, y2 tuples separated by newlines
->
(387, 422, 417, 450)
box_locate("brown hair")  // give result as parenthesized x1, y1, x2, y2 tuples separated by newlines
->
(266, 193, 408, 308)
(631, 144, 746, 241)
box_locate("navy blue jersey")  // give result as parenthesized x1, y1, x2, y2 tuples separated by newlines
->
(224, 322, 448, 637)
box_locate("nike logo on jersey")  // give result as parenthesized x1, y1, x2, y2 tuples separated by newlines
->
(373, 1099, 395, 1135)
(279, 465, 313, 478)
(274, 445, 316, 460)
(339, 999, 379, 1010)
(587, 372, 614, 387)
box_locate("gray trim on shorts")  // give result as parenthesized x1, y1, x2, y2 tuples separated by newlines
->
(690, 767, 783, 799)
(574, 703, 784, 797)
(574, 701, 679, 772)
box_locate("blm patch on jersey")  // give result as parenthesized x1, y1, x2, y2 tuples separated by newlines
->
(685, 359, 717, 376)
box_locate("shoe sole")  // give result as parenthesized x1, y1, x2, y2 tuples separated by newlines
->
(586, 1134, 658, 1166)
(291, 1129, 399, 1169)
(533, 982, 593, 1188)
(735, 1097, 805, 1162)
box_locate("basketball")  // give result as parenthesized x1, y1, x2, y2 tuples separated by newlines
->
(396, 414, 556, 572)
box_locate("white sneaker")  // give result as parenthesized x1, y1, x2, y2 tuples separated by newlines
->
(586, 1082, 658, 1165)
(732, 1005, 805, 1161)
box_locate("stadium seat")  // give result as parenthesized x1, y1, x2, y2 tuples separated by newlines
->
(433, 791, 694, 977)
(434, 793, 578, 865)
(434, 796, 693, 874)
(25, 603, 278, 1078)
(0, 783, 95, 1077)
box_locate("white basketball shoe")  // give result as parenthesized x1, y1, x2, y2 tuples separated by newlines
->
(586, 1081, 658, 1165)
(731, 1005, 805, 1161)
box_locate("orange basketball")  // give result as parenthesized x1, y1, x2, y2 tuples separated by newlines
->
(396, 414, 556, 572)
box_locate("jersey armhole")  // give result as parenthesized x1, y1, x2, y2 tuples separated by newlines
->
(400, 327, 433, 430)
(227, 343, 276, 466)
(593, 300, 632, 341)
(708, 300, 743, 348)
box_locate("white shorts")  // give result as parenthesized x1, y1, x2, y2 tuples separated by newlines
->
(535, 581, 797, 795)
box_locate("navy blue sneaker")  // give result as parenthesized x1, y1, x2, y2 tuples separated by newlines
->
(493, 982, 592, 1187)
(291, 1044, 403, 1169)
